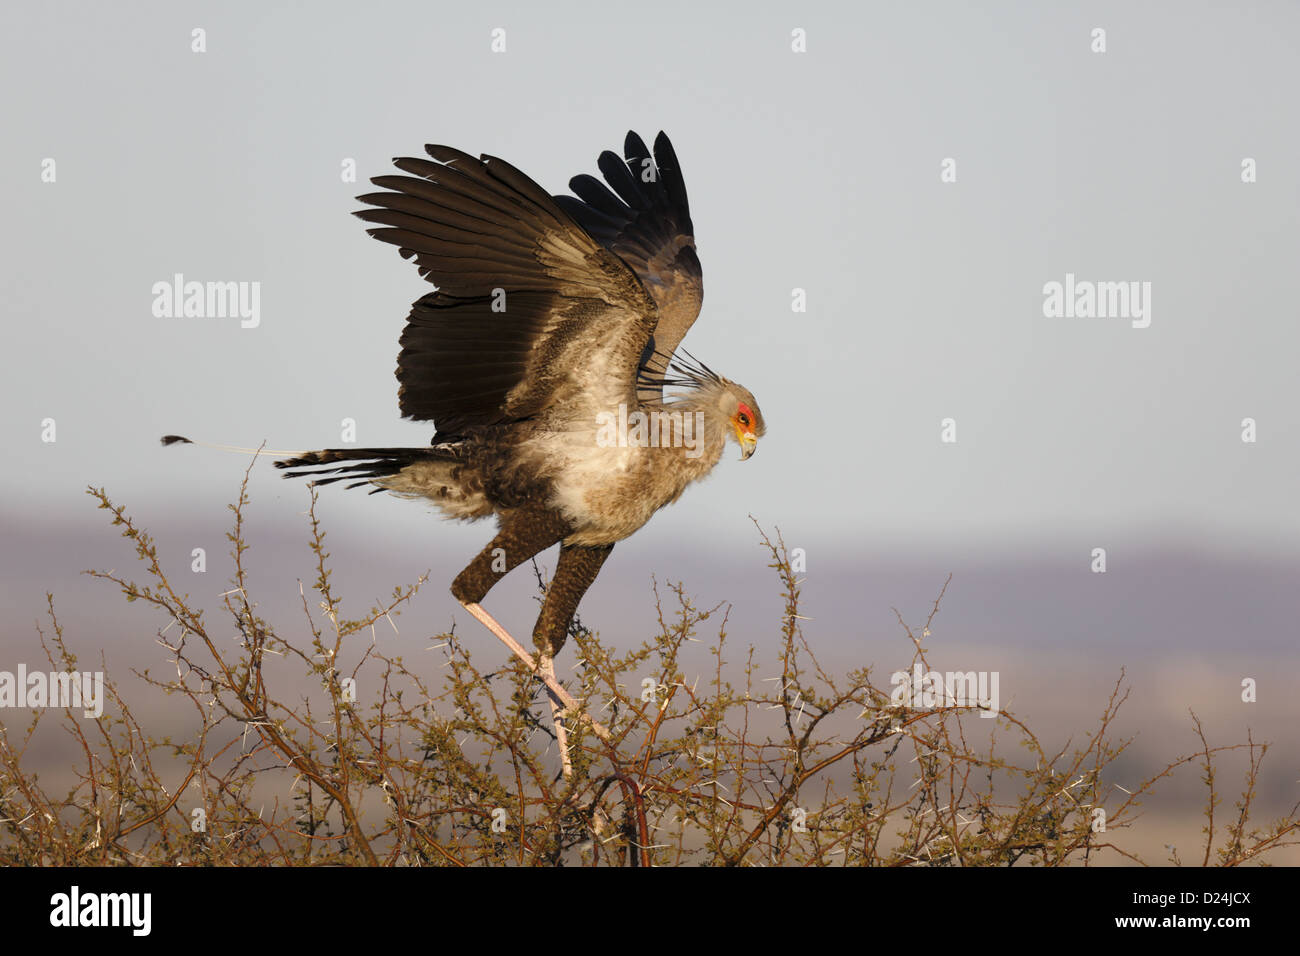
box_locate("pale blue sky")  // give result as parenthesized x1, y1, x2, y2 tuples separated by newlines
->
(2, 0, 1297, 561)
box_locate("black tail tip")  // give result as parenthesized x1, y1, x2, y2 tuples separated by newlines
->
(160, 434, 192, 446)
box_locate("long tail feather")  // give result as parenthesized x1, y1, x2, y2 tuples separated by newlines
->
(162, 434, 459, 493)
(160, 435, 307, 457)
(274, 444, 462, 492)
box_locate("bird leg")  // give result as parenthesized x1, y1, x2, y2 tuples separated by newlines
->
(536, 653, 573, 778)
(459, 600, 577, 709)
(459, 601, 610, 745)
(532, 542, 615, 655)
(531, 542, 615, 778)
(450, 512, 611, 749)
(450, 509, 572, 607)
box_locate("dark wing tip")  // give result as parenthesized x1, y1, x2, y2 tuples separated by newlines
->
(624, 130, 651, 160)
(160, 434, 192, 446)
(424, 144, 477, 166)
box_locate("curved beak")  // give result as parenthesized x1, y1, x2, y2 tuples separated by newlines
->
(738, 431, 757, 460)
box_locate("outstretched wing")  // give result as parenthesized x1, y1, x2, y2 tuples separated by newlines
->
(356, 145, 659, 435)
(553, 131, 703, 390)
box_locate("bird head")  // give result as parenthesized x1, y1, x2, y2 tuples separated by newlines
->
(718, 384, 765, 460)
(659, 352, 765, 461)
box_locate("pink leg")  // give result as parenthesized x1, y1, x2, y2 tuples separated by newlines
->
(537, 653, 573, 778)
(461, 602, 610, 743)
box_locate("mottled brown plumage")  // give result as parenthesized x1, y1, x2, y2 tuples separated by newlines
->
(274, 131, 765, 655)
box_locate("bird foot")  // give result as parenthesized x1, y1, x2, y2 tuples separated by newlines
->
(460, 602, 610, 744)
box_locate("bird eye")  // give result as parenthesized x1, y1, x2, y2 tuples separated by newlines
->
(737, 413, 750, 427)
